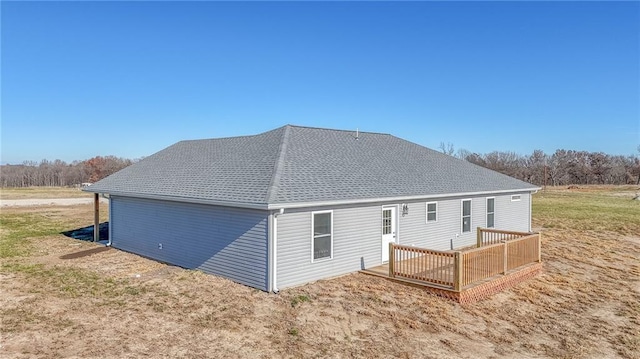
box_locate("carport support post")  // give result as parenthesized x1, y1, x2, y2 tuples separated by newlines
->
(93, 193, 99, 242)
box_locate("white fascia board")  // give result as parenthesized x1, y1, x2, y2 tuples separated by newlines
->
(92, 191, 270, 210)
(266, 188, 540, 210)
(87, 187, 540, 212)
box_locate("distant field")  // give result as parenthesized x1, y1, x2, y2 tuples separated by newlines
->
(534, 185, 640, 233)
(0, 185, 638, 358)
(0, 186, 92, 200)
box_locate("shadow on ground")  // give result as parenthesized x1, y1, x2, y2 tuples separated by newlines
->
(61, 222, 109, 242)
(60, 246, 111, 260)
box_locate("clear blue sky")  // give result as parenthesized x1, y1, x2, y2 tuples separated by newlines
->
(2, 1, 639, 164)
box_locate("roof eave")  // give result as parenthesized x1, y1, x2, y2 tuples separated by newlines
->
(266, 187, 541, 210)
(84, 186, 539, 212)
(83, 189, 270, 210)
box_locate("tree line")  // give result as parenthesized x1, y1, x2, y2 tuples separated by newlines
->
(0, 156, 134, 187)
(2, 146, 639, 188)
(441, 143, 640, 186)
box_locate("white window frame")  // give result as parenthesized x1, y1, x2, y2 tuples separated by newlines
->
(461, 199, 472, 233)
(486, 197, 495, 228)
(426, 201, 438, 223)
(311, 210, 333, 262)
(511, 194, 521, 202)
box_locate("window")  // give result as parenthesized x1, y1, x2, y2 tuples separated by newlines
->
(511, 194, 521, 202)
(382, 209, 392, 235)
(312, 211, 332, 261)
(462, 199, 471, 233)
(486, 197, 495, 228)
(426, 202, 437, 223)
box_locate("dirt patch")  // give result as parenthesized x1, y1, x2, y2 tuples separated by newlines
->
(1, 197, 108, 207)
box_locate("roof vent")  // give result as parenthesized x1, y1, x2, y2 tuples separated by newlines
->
(355, 128, 359, 140)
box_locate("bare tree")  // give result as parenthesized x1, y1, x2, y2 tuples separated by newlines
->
(438, 142, 455, 156)
(0, 156, 134, 187)
(636, 145, 640, 185)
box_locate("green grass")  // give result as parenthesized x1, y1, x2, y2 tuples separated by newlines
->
(0, 212, 68, 258)
(1, 262, 146, 300)
(1, 208, 143, 303)
(533, 191, 640, 234)
(291, 294, 311, 307)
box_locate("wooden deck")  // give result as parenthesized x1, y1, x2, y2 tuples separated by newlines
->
(360, 228, 543, 304)
(361, 261, 543, 304)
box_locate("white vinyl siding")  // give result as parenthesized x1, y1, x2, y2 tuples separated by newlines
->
(277, 204, 381, 289)
(398, 192, 531, 251)
(426, 201, 437, 223)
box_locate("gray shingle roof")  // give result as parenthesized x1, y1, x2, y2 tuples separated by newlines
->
(87, 125, 538, 208)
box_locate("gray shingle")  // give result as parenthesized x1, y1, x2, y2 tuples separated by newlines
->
(87, 125, 538, 207)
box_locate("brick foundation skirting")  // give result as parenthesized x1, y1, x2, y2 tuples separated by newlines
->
(360, 262, 544, 305)
(420, 262, 544, 305)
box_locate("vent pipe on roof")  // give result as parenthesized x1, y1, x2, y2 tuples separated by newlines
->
(356, 128, 359, 140)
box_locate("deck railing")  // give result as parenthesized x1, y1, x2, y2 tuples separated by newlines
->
(459, 243, 505, 287)
(477, 227, 532, 247)
(389, 229, 541, 291)
(388, 244, 456, 288)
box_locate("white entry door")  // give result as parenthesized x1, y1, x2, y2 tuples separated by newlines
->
(381, 206, 397, 262)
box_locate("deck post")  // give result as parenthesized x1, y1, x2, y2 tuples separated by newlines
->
(388, 243, 395, 278)
(537, 232, 542, 262)
(454, 251, 462, 291)
(502, 241, 508, 274)
(476, 227, 482, 247)
(93, 193, 99, 243)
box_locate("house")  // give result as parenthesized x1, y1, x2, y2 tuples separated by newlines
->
(85, 125, 539, 292)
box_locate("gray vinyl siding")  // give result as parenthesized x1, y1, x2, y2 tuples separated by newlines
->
(275, 192, 532, 289)
(399, 192, 532, 251)
(111, 196, 269, 290)
(494, 193, 531, 233)
(276, 204, 381, 289)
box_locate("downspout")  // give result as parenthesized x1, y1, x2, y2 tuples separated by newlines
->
(272, 208, 284, 293)
(529, 192, 533, 232)
(106, 196, 113, 246)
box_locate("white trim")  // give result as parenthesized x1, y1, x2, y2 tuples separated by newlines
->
(311, 210, 333, 263)
(486, 197, 495, 228)
(528, 193, 532, 232)
(381, 205, 399, 262)
(272, 212, 280, 292)
(384, 204, 400, 244)
(93, 191, 270, 210)
(270, 188, 539, 210)
(107, 197, 113, 246)
(89, 187, 540, 211)
(461, 199, 472, 233)
(511, 194, 522, 202)
(425, 201, 438, 223)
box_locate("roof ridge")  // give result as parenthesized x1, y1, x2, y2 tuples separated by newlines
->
(265, 125, 291, 204)
(285, 124, 390, 136)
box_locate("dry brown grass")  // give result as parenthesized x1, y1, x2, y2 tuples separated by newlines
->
(0, 187, 92, 200)
(1, 186, 638, 358)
